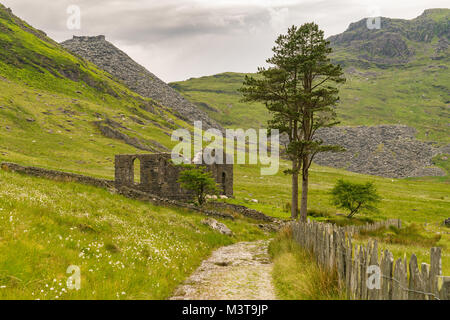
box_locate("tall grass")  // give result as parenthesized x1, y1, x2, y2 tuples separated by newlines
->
(0, 170, 269, 299)
(356, 224, 442, 247)
(269, 227, 345, 300)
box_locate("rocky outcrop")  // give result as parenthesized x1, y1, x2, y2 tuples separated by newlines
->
(61, 36, 222, 131)
(312, 125, 447, 178)
(92, 118, 168, 152)
(444, 218, 450, 227)
(209, 201, 275, 222)
(201, 218, 233, 236)
(328, 9, 450, 66)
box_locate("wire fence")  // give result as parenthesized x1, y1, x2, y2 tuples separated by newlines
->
(291, 219, 450, 300)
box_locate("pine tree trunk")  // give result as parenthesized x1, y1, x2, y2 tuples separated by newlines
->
(291, 160, 299, 220)
(300, 173, 308, 222)
(300, 156, 309, 222)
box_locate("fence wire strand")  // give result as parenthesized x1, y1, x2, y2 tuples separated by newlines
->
(292, 221, 447, 301)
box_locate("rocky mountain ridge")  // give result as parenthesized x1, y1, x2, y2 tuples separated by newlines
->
(61, 35, 223, 131)
(313, 125, 447, 178)
(329, 8, 449, 67)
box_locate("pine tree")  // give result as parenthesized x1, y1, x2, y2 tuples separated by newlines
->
(241, 23, 345, 221)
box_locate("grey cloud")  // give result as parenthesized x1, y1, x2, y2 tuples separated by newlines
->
(1, 0, 448, 81)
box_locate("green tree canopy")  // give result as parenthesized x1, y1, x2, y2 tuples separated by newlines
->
(177, 165, 218, 206)
(330, 179, 381, 218)
(241, 22, 345, 221)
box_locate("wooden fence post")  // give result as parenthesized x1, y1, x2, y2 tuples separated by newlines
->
(367, 240, 380, 300)
(380, 250, 394, 300)
(360, 245, 368, 299)
(345, 235, 353, 299)
(421, 263, 430, 300)
(408, 254, 422, 300)
(439, 277, 450, 300)
(289, 219, 447, 300)
(393, 258, 407, 300)
(430, 247, 442, 299)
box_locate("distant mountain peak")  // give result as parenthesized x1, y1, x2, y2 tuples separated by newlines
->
(71, 35, 106, 41)
(328, 8, 449, 67)
(61, 35, 223, 131)
(418, 8, 450, 19)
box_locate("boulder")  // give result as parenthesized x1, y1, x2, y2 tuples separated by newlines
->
(201, 218, 233, 236)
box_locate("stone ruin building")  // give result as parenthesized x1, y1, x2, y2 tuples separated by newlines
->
(115, 153, 233, 201)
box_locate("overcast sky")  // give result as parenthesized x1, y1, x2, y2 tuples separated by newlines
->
(2, 0, 448, 82)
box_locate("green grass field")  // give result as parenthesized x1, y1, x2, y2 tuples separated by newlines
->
(225, 161, 450, 274)
(0, 169, 269, 299)
(170, 66, 449, 145)
(0, 3, 448, 299)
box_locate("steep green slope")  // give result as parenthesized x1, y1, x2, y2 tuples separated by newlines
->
(0, 4, 189, 177)
(169, 72, 264, 128)
(0, 5, 448, 299)
(0, 169, 267, 299)
(170, 9, 450, 144)
(0, 5, 272, 300)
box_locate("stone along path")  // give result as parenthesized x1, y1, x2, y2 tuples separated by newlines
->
(171, 240, 277, 300)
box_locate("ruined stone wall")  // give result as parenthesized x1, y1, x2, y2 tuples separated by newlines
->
(1, 162, 114, 188)
(115, 153, 234, 200)
(209, 202, 274, 222)
(206, 162, 234, 197)
(115, 153, 193, 201)
(116, 185, 234, 220)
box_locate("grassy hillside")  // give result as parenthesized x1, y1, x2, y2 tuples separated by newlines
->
(0, 4, 190, 177)
(170, 66, 449, 143)
(0, 4, 268, 300)
(170, 10, 450, 144)
(0, 3, 448, 300)
(0, 76, 183, 178)
(229, 162, 450, 274)
(0, 169, 267, 299)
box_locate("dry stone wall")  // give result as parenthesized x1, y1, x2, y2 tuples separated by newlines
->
(1, 162, 114, 188)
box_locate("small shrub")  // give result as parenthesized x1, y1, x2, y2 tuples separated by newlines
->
(78, 223, 97, 233)
(177, 164, 219, 206)
(105, 242, 120, 253)
(283, 202, 291, 213)
(330, 179, 381, 218)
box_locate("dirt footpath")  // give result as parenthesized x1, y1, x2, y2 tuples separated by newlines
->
(170, 240, 277, 300)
